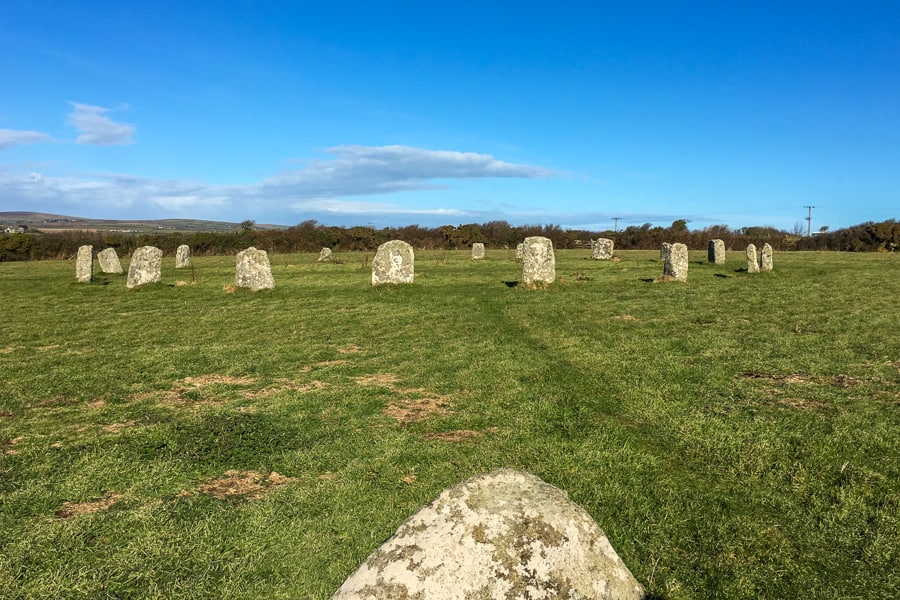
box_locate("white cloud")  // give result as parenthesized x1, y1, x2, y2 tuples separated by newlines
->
(0, 129, 52, 149)
(67, 102, 135, 145)
(293, 198, 470, 216)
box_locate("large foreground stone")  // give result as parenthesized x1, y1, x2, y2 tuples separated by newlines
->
(760, 243, 774, 272)
(126, 246, 162, 288)
(522, 236, 555, 286)
(708, 239, 725, 264)
(663, 243, 688, 281)
(97, 248, 123, 274)
(332, 469, 646, 600)
(515, 243, 525, 260)
(175, 244, 191, 268)
(372, 240, 414, 285)
(746, 244, 759, 273)
(472, 242, 485, 260)
(592, 238, 614, 260)
(235, 247, 275, 290)
(75, 245, 93, 283)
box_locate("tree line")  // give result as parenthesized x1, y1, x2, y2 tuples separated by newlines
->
(1, 218, 897, 262)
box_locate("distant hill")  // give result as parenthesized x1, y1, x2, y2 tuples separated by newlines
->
(0, 212, 287, 234)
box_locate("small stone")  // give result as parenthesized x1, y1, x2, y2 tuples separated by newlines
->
(746, 244, 759, 273)
(75, 245, 93, 283)
(522, 236, 555, 286)
(372, 240, 414, 285)
(175, 245, 191, 268)
(760, 243, 774, 272)
(235, 247, 275, 291)
(96, 248, 123, 274)
(663, 243, 688, 281)
(317, 247, 333, 262)
(592, 238, 614, 260)
(708, 239, 725, 264)
(126, 246, 162, 288)
(471, 242, 485, 260)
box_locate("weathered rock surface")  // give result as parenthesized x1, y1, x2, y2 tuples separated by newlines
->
(592, 238, 614, 260)
(660, 242, 672, 261)
(472, 242, 485, 260)
(175, 244, 191, 268)
(372, 240, 414, 285)
(515, 243, 525, 260)
(760, 243, 774, 272)
(126, 246, 162, 288)
(332, 469, 646, 600)
(97, 248, 123, 274)
(708, 239, 725, 264)
(522, 236, 555, 286)
(318, 247, 333, 262)
(75, 245, 93, 283)
(235, 247, 275, 291)
(746, 244, 759, 273)
(663, 243, 688, 281)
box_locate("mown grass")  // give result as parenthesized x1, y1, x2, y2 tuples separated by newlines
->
(1, 249, 898, 599)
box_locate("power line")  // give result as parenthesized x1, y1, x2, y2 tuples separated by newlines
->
(804, 205, 815, 237)
(612, 217, 620, 233)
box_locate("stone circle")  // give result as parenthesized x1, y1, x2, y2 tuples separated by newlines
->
(235, 247, 275, 291)
(522, 236, 555, 286)
(126, 246, 163, 288)
(372, 240, 414, 285)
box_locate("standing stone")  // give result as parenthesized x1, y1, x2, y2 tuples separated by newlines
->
(126, 246, 163, 288)
(663, 243, 689, 281)
(331, 469, 646, 600)
(708, 239, 725, 264)
(175, 245, 191, 269)
(660, 242, 672, 261)
(515, 243, 525, 260)
(471, 242, 485, 260)
(97, 248, 123, 274)
(372, 240, 414, 285)
(317, 247, 333, 262)
(75, 245, 93, 283)
(235, 247, 275, 291)
(746, 244, 759, 273)
(760, 243, 774, 271)
(592, 238, 614, 260)
(522, 236, 555, 286)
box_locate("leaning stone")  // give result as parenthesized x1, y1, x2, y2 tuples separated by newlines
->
(760, 243, 774, 272)
(175, 245, 191, 268)
(707, 239, 725, 264)
(515, 243, 525, 260)
(522, 236, 556, 286)
(97, 248, 123, 274)
(126, 246, 163, 288)
(592, 238, 614, 260)
(332, 469, 646, 600)
(317, 247, 333, 262)
(746, 244, 759, 273)
(372, 240, 414, 285)
(75, 245, 93, 283)
(660, 242, 672, 261)
(663, 243, 688, 281)
(471, 242, 485, 260)
(235, 247, 275, 291)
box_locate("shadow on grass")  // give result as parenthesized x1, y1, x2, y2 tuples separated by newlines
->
(502, 281, 519, 288)
(714, 273, 731, 278)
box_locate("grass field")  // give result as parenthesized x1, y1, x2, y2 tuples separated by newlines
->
(1, 249, 898, 599)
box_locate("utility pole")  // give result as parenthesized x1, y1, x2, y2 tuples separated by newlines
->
(804, 205, 815, 237)
(612, 217, 620, 234)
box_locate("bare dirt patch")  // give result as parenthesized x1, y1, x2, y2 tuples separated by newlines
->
(615, 314, 637, 321)
(181, 374, 257, 387)
(194, 470, 296, 500)
(424, 427, 500, 442)
(0, 411, 14, 418)
(240, 380, 325, 399)
(354, 373, 401, 387)
(37, 396, 78, 408)
(55, 493, 123, 519)
(36, 345, 61, 352)
(87, 398, 106, 409)
(0, 347, 18, 354)
(337, 344, 362, 354)
(300, 360, 348, 373)
(740, 371, 862, 387)
(102, 420, 137, 433)
(384, 396, 452, 423)
(222, 284, 237, 293)
(135, 374, 259, 407)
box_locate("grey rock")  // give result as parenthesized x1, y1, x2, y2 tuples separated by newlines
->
(97, 248, 123, 274)
(235, 247, 275, 291)
(318, 247, 333, 262)
(472, 242, 485, 260)
(660, 242, 672, 261)
(522, 236, 555, 286)
(175, 245, 191, 268)
(592, 238, 614, 260)
(746, 244, 759, 273)
(372, 240, 414, 285)
(515, 243, 525, 260)
(760, 243, 774, 271)
(663, 243, 688, 281)
(126, 246, 163, 288)
(75, 245, 93, 283)
(332, 469, 646, 600)
(708, 239, 725, 264)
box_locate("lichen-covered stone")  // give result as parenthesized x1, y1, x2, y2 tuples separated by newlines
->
(515, 243, 524, 260)
(472, 242, 485, 260)
(522, 236, 555, 287)
(126, 246, 162, 288)
(175, 245, 191, 268)
(592, 238, 614, 260)
(235, 247, 275, 291)
(746, 244, 759, 273)
(663, 243, 688, 281)
(660, 242, 672, 261)
(708, 239, 725, 264)
(760, 243, 774, 272)
(332, 469, 646, 600)
(97, 248, 123, 274)
(75, 245, 93, 283)
(318, 247, 333, 262)
(372, 240, 414, 285)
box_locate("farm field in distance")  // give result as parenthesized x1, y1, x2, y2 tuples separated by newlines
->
(0, 249, 898, 599)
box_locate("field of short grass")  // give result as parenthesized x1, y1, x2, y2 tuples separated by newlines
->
(1, 249, 898, 599)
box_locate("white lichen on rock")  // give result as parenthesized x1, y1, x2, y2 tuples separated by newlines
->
(126, 246, 162, 288)
(372, 240, 414, 285)
(235, 247, 275, 291)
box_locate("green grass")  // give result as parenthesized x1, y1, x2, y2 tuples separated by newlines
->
(1, 249, 898, 599)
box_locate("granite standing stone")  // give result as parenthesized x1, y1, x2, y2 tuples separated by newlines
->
(175, 245, 191, 268)
(331, 469, 646, 600)
(235, 247, 275, 291)
(317, 247, 333, 262)
(126, 246, 163, 288)
(522, 236, 556, 286)
(75, 245, 93, 283)
(372, 240, 414, 285)
(663, 242, 689, 281)
(471, 242, 485, 260)
(746, 244, 759, 273)
(592, 238, 614, 260)
(97, 248, 123, 274)
(708, 239, 725, 264)
(760, 243, 774, 272)
(515, 242, 525, 260)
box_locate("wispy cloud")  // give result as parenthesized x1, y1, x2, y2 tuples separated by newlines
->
(0, 129, 52, 150)
(67, 102, 135, 145)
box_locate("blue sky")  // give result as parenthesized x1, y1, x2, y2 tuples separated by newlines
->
(1, 1, 898, 231)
